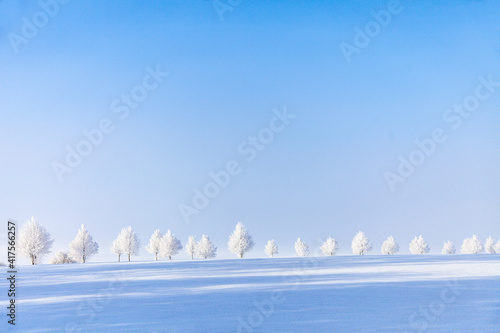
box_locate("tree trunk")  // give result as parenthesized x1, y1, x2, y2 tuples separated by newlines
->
(118, 254, 120, 262)
(128, 254, 131, 262)
(31, 255, 35, 265)
(169, 255, 171, 260)
(191, 254, 193, 260)
(155, 253, 158, 261)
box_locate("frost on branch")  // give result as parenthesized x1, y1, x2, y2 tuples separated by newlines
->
(160, 230, 182, 260)
(320, 237, 338, 256)
(19, 216, 54, 265)
(69, 224, 99, 263)
(228, 222, 255, 258)
(409, 235, 430, 255)
(494, 240, 500, 254)
(441, 241, 456, 254)
(146, 229, 163, 261)
(50, 251, 76, 264)
(115, 226, 140, 261)
(295, 238, 309, 257)
(351, 231, 372, 255)
(265, 240, 278, 257)
(460, 235, 483, 254)
(111, 238, 124, 262)
(484, 236, 496, 254)
(381, 236, 399, 255)
(186, 236, 197, 260)
(196, 235, 217, 259)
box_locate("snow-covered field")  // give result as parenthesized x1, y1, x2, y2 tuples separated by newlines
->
(2, 255, 499, 332)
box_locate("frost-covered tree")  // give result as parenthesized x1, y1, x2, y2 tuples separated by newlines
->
(117, 226, 140, 261)
(494, 241, 500, 254)
(265, 240, 278, 257)
(295, 238, 309, 257)
(111, 239, 123, 262)
(186, 236, 197, 260)
(351, 231, 372, 255)
(50, 251, 76, 264)
(228, 222, 255, 258)
(441, 241, 456, 255)
(484, 236, 496, 254)
(160, 230, 182, 260)
(19, 217, 54, 265)
(69, 224, 99, 263)
(320, 237, 338, 256)
(196, 235, 217, 259)
(460, 235, 483, 254)
(146, 229, 162, 261)
(409, 235, 430, 254)
(381, 236, 399, 255)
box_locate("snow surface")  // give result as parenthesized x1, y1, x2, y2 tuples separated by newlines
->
(1, 255, 499, 332)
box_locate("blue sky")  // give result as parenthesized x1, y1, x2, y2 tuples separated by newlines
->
(1, 0, 499, 262)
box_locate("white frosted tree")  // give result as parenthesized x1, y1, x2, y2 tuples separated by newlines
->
(460, 235, 483, 254)
(295, 238, 309, 257)
(381, 236, 399, 255)
(409, 235, 430, 254)
(146, 229, 163, 261)
(351, 231, 372, 255)
(265, 240, 278, 257)
(69, 225, 99, 263)
(320, 237, 338, 256)
(494, 241, 500, 254)
(228, 222, 255, 258)
(117, 226, 140, 261)
(111, 238, 123, 262)
(196, 235, 217, 259)
(50, 251, 76, 264)
(441, 241, 456, 254)
(160, 230, 182, 260)
(19, 217, 54, 265)
(484, 236, 496, 254)
(186, 236, 197, 260)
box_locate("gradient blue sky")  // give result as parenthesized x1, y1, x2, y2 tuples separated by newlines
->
(1, 0, 499, 263)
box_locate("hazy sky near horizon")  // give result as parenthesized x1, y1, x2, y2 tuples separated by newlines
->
(1, 0, 499, 263)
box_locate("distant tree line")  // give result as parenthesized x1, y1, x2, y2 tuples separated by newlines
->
(13, 217, 500, 265)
